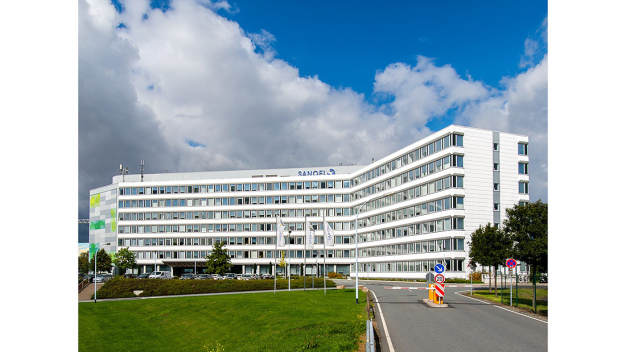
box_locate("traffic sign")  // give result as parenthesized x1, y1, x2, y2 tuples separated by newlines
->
(435, 274, 445, 284)
(435, 283, 445, 297)
(425, 272, 435, 283)
(506, 258, 517, 269)
(434, 264, 446, 273)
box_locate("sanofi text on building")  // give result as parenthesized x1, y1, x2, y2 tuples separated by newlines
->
(89, 125, 530, 279)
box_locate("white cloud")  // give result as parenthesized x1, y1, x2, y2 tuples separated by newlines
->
(79, 1, 548, 238)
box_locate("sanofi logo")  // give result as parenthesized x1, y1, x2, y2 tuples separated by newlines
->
(297, 169, 336, 176)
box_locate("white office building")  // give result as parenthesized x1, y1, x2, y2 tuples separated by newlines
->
(89, 125, 530, 279)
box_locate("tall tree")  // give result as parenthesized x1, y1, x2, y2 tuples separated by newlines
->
(112, 247, 137, 276)
(468, 223, 513, 296)
(205, 241, 232, 275)
(78, 252, 91, 275)
(503, 200, 548, 312)
(90, 248, 113, 274)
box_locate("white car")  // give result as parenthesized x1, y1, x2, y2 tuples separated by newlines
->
(93, 275, 108, 283)
(149, 271, 171, 279)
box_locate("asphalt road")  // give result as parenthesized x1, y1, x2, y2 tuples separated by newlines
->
(336, 279, 548, 352)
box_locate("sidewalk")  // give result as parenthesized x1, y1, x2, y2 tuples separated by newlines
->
(78, 283, 104, 302)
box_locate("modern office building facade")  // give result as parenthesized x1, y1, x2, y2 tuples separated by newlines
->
(89, 125, 530, 279)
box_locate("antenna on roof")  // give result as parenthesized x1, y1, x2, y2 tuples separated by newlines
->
(141, 159, 144, 182)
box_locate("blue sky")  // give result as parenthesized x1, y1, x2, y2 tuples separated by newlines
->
(112, 0, 547, 132)
(77, 0, 548, 243)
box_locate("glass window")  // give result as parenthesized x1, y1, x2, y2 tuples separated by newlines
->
(518, 143, 528, 155)
(494, 203, 500, 211)
(494, 163, 499, 171)
(519, 162, 528, 175)
(494, 183, 499, 191)
(454, 134, 463, 147)
(494, 143, 499, 151)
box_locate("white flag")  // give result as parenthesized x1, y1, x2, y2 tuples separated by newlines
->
(277, 217, 285, 247)
(323, 218, 334, 247)
(305, 218, 314, 249)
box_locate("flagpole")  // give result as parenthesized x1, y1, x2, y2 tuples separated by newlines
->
(288, 230, 291, 292)
(304, 216, 307, 292)
(323, 214, 327, 295)
(274, 217, 277, 294)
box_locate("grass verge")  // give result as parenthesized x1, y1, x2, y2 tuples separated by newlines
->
(79, 289, 367, 352)
(463, 287, 548, 317)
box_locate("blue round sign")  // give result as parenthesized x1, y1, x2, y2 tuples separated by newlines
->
(435, 264, 445, 274)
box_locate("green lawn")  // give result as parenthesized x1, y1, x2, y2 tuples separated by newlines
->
(467, 287, 548, 316)
(79, 289, 367, 352)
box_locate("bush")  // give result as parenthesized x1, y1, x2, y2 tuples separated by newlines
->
(92, 277, 337, 299)
(327, 272, 343, 279)
(469, 271, 483, 282)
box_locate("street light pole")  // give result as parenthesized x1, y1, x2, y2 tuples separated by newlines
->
(355, 190, 396, 304)
(94, 242, 111, 303)
(288, 230, 292, 292)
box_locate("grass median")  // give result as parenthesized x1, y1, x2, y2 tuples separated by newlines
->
(465, 287, 548, 317)
(79, 288, 367, 352)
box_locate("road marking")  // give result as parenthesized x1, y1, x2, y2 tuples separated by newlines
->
(370, 289, 396, 352)
(384, 285, 477, 290)
(454, 290, 548, 324)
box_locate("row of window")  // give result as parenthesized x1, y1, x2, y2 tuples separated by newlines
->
(360, 175, 464, 214)
(119, 208, 351, 222)
(359, 196, 464, 229)
(118, 215, 465, 236)
(119, 180, 352, 196)
(134, 249, 354, 260)
(118, 235, 354, 247)
(353, 154, 463, 200)
(359, 238, 465, 258)
(359, 217, 465, 242)
(356, 259, 466, 273)
(352, 133, 463, 186)
(118, 193, 350, 209)
(117, 172, 464, 213)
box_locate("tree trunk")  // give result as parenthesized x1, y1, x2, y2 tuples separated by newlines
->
(531, 265, 537, 314)
(494, 265, 498, 298)
(489, 266, 492, 293)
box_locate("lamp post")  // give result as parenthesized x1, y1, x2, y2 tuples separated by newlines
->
(355, 190, 396, 304)
(288, 230, 292, 291)
(94, 242, 111, 303)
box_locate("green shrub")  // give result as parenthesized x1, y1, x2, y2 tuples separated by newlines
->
(93, 278, 336, 299)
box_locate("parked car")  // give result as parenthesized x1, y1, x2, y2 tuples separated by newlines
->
(93, 275, 109, 283)
(195, 274, 211, 280)
(180, 273, 195, 280)
(149, 271, 172, 279)
(124, 273, 137, 279)
(211, 274, 223, 280)
(236, 274, 243, 280)
(224, 273, 235, 280)
(261, 274, 273, 280)
(136, 273, 150, 279)
(242, 274, 252, 280)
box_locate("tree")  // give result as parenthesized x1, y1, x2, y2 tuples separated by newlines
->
(90, 248, 113, 274)
(468, 223, 513, 297)
(278, 251, 287, 278)
(78, 252, 91, 275)
(205, 241, 232, 275)
(503, 200, 548, 312)
(112, 247, 137, 276)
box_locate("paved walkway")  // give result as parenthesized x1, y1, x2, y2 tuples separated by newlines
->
(78, 283, 104, 302)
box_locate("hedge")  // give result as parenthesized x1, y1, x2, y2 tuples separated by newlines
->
(92, 277, 336, 299)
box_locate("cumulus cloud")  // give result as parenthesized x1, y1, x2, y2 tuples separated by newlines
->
(78, 0, 548, 240)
